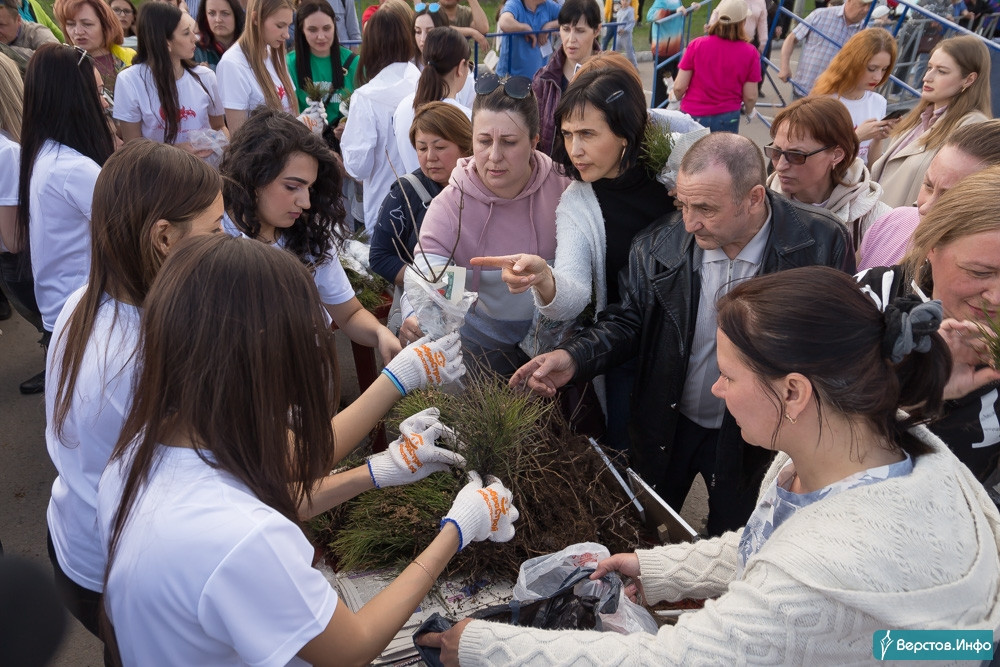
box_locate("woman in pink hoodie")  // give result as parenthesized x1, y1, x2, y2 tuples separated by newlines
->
(409, 73, 570, 375)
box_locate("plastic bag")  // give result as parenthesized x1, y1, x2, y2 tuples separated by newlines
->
(403, 265, 477, 340)
(512, 542, 658, 635)
(182, 128, 229, 168)
(656, 126, 710, 191)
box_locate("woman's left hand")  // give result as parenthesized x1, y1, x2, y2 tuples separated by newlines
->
(415, 617, 473, 666)
(939, 318, 1000, 400)
(470, 254, 552, 295)
(856, 118, 892, 143)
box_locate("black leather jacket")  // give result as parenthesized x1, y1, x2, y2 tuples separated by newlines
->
(562, 191, 856, 502)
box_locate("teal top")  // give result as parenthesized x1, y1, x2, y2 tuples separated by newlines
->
(286, 46, 358, 123)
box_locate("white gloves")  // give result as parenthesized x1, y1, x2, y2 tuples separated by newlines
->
(441, 471, 518, 551)
(367, 408, 466, 488)
(381, 331, 465, 396)
(297, 98, 327, 135)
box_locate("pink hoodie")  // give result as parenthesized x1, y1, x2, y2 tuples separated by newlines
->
(417, 150, 569, 345)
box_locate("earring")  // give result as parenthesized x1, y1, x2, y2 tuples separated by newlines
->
(784, 413, 797, 424)
(618, 144, 627, 169)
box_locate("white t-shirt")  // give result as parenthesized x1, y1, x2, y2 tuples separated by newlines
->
(113, 63, 224, 142)
(0, 133, 18, 253)
(216, 44, 294, 114)
(222, 214, 354, 307)
(393, 94, 471, 174)
(833, 91, 887, 165)
(98, 445, 338, 666)
(45, 288, 140, 592)
(29, 140, 101, 331)
(341, 61, 421, 234)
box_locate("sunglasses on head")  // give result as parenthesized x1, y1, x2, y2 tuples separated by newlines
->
(763, 144, 833, 166)
(474, 73, 532, 99)
(415, 2, 440, 12)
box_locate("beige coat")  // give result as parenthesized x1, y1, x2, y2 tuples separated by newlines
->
(870, 110, 989, 208)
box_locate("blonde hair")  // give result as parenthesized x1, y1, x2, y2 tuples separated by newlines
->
(890, 35, 991, 151)
(902, 165, 1000, 288)
(0, 53, 22, 140)
(238, 0, 298, 114)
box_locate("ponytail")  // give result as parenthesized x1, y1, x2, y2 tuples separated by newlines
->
(413, 26, 468, 109)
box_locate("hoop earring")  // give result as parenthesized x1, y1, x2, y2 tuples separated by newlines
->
(784, 413, 797, 424)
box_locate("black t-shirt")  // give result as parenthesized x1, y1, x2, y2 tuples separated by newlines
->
(592, 165, 674, 305)
(856, 264, 1000, 480)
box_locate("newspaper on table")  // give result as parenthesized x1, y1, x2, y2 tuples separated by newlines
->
(319, 562, 514, 665)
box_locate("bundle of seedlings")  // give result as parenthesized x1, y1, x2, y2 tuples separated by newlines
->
(338, 229, 391, 312)
(312, 374, 647, 581)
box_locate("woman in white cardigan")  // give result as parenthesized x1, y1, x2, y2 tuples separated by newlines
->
(419, 266, 1000, 665)
(473, 61, 671, 452)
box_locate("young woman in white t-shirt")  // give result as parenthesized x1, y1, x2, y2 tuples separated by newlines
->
(811, 28, 899, 165)
(215, 0, 297, 133)
(45, 140, 225, 644)
(113, 3, 227, 158)
(98, 233, 514, 666)
(16, 44, 114, 345)
(221, 107, 403, 362)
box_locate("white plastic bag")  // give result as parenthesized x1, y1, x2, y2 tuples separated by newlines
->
(182, 128, 229, 168)
(656, 127, 710, 191)
(513, 542, 658, 635)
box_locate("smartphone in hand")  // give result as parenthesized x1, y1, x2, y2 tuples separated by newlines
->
(882, 108, 909, 121)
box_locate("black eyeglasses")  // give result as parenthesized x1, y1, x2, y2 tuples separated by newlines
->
(414, 2, 440, 12)
(474, 73, 532, 99)
(763, 144, 834, 165)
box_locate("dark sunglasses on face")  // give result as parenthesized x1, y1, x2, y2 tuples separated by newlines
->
(763, 144, 833, 166)
(474, 72, 533, 99)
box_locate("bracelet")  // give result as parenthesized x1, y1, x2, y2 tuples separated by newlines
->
(411, 558, 436, 583)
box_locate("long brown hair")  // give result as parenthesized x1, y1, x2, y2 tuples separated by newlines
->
(356, 0, 415, 86)
(237, 0, 298, 113)
(105, 234, 340, 590)
(414, 26, 469, 108)
(889, 35, 991, 150)
(53, 141, 222, 438)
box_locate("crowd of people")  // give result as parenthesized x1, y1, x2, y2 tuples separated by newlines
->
(1, 0, 1000, 663)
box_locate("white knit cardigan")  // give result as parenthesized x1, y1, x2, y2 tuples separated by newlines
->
(533, 180, 608, 321)
(457, 426, 1000, 665)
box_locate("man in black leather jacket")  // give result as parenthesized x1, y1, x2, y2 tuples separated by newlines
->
(511, 133, 855, 535)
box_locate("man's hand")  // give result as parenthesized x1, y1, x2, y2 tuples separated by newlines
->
(509, 350, 576, 397)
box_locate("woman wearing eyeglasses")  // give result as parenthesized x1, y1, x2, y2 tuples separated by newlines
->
(870, 35, 992, 208)
(765, 96, 890, 251)
(113, 3, 227, 159)
(109, 0, 137, 49)
(53, 0, 135, 97)
(342, 1, 421, 234)
(394, 26, 471, 173)
(407, 73, 570, 374)
(15, 44, 115, 395)
(532, 0, 601, 155)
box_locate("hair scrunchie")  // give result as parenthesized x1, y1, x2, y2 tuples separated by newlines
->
(882, 296, 943, 363)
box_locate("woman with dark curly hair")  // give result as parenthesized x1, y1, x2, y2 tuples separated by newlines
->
(221, 107, 401, 362)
